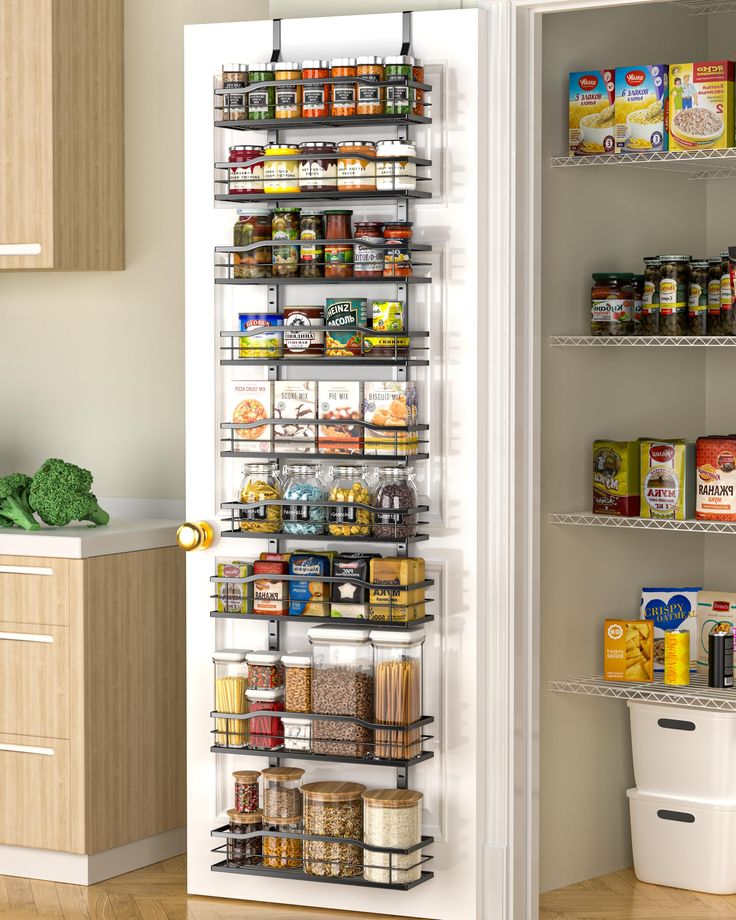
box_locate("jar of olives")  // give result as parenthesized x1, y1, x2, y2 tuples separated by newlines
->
(659, 255, 691, 336)
(721, 251, 736, 336)
(631, 274, 644, 336)
(708, 257, 724, 335)
(327, 466, 373, 536)
(239, 463, 282, 534)
(689, 260, 709, 336)
(590, 273, 634, 336)
(641, 257, 661, 335)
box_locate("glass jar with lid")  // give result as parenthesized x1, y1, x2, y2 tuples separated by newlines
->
(353, 221, 384, 278)
(308, 625, 374, 757)
(262, 816, 303, 868)
(221, 64, 247, 121)
(362, 790, 423, 884)
(590, 273, 634, 337)
(412, 59, 425, 116)
(376, 139, 417, 191)
(337, 141, 376, 192)
(324, 209, 353, 278)
(372, 467, 418, 539)
(245, 687, 284, 750)
(299, 211, 325, 279)
(233, 208, 272, 280)
(298, 142, 337, 192)
(272, 207, 301, 278)
(246, 650, 283, 690)
(383, 222, 413, 278)
(641, 257, 661, 335)
(303, 781, 366, 877)
(384, 55, 413, 115)
(247, 62, 276, 120)
(631, 273, 644, 336)
(371, 628, 425, 757)
(330, 58, 357, 116)
(239, 463, 282, 534)
(327, 466, 373, 536)
(357, 56, 384, 115)
(283, 465, 327, 535)
(302, 60, 330, 117)
(275, 62, 301, 119)
(233, 770, 260, 813)
(226, 809, 263, 867)
(213, 649, 249, 747)
(228, 145, 264, 195)
(262, 766, 305, 820)
(689, 260, 709, 336)
(708, 257, 724, 334)
(282, 653, 313, 713)
(264, 145, 300, 195)
(659, 256, 691, 336)
(721, 251, 735, 335)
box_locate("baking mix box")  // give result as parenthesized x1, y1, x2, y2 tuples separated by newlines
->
(225, 380, 272, 453)
(568, 69, 615, 156)
(640, 587, 700, 672)
(363, 381, 419, 456)
(593, 439, 640, 516)
(273, 380, 316, 454)
(639, 439, 695, 520)
(317, 381, 362, 454)
(696, 435, 736, 521)
(668, 61, 735, 151)
(615, 65, 668, 152)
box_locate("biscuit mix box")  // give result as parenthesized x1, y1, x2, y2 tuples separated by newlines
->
(668, 61, 735, 151)
(568, 69, 615, 156)
(363, 381, 419, 456)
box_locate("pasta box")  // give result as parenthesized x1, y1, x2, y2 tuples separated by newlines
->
(615, 65, 668, 152)
(568, 69, 615, 156)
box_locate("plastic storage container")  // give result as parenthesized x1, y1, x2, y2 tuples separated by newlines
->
(213, 649, 249, 747)
(246, 651, 283, 690)
(262, 766, 305, 819)
(226, 809, 263, 867)
(282, 653, 312, 712)
(303, 781, 366, 877)
(627, 787, 736, 894)
(628, 701, 736, 800)
(262, 816, 303, 869)
(362, 789, 423, 884)
(245, 687, 284, 750)
(309, 626, 374, 757)
(371, 628, 424, 759)
(282, 716, 312, 752)
(233, 769, 260, 813)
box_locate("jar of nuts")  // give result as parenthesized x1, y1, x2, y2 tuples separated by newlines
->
(659, 255, 691, 337)
(327, 466, 373, 536)
(262, 766, 305, 820)
(282, 653, 313, 713)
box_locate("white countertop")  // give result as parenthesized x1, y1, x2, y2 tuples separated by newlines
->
(0, 518, 180, 559)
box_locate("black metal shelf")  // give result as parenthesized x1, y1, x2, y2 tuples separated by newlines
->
(221, 357, 429, 367)
(215, 276, 431, 286)
(209, 610, 434, 627)
(216, 190, 432, 204)
(221, 450, 429, 462)
(209, 745, 434, 770)
(215, 114, 432, 132)
(221, 529, 430, 545)
(211, 861, 433, 890)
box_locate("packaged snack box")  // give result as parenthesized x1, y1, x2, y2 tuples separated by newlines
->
(593, 440, 640, 516)
(696, 591, 736, 671)
(668, 61, 735, 151)
(273, 381, 316, 454)
(640, 587, 700, 672)
(253, 560, 288, 616)
(331, 553, 380, 619)
(216, 560, 253, 614)
(697, 436, 736, 520)
(568, 69, 615, 156)
(288, 553, 330, 617)
(615, 65, 668, 152)
(369, 557, 425, 622)
(225, 380, 272, 454)
(364, 381, 419, 456)
(317, 381, 362, 454)
(639, 439, 695, 520)
(604, 619, 653, 682)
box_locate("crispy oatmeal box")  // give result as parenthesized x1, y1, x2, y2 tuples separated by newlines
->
(225, 380, 272, 453)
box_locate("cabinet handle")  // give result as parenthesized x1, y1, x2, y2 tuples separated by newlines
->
(0, 565, 53, 576)
(0, 632, 52, 644)
(0, 742, 54, 756)
(657, 718, 696, 732)
(657, 809, 695, 823)
(0, 243, 42, 256)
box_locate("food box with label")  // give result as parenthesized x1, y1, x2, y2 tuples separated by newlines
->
(668, 61, 735, 151)
(639, 439, 695, 520)
(317, 381, 362, 454)
(331, 553, 379, 619)
(363, 381, 419, 456)
(273, 381, 317, 454)
(593, 439, 640, 516)
(696, 591, 736, 671)
(568, 69, 615, 156)
(615, 65, 668, 153)
(225, 380, 272, 453)
(215, 560, 253, 614)
(640, 587, 700, 672)
(369, 557, 425, 622)
(288, 553, 331, 617)
(696, 436, 736, 520)
(253, 560, 288, 616)
(603, 618, 654, 682)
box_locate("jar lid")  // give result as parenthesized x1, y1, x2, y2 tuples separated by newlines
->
(275, 62, 300, 71)
(711, 256, 724, 263)
(302, 781, 366, 802)
(303, 60, 329, 69)
(245, 687, 284, 701)
(658, 255, 691, 261)
(264, 816, 303, 826)
(236, 207, 271, 216)
(250, 63, 276, 72)
(378, 466, 413, 476)
(722, 251, 731, 258)
(223, 64, 247, 72)
(265, 145, 300, 154)
(384, 221, 414, 228)
(691, 260, 709, 267)
(330, 58, 356, 67)
(299, 211, 325, 217)
(242, 462, 276, 474)
(357, 56, 383, 65)
(329, 464, 367, 474)
(273, 207, 302, 213)
(281, 716, 312, 726)
(384, 55, 414, 66)
(246, 650, 282, 665)
(361, 789, 423, 809)
(261, 766, 305, 780)
(337, 141, 376, 149)
(281, 652, 312, 667)
(299, 141, 337, 149)
(370, 627, 426, 646)
(308, 625, 371, 643)
(323, 209, 355, 215)
(643, 256, 660, 263)
(233, 770, 261, 782)
(213, 648, 249, 663)
(227, 808, 263, 824)
(230, 144, 264, 152)
(591, 273, 634, 281)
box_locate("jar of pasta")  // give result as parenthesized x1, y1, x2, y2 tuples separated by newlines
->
(376, 139, 417, 191)
(362, 790, 422, 884)
(303, 782, 366, 877)
(264, 145, 300, 194)
(327, 466, 372, 536)
(226, 809, 263, 867)
(302, 60, 329, 117)
(330, 58, 357, 116)
(337, 141, 376, 192)
(214, 649, 249, 748)
(275, 62, 301, 119)
(262, 816, 303, 869)
(641, 257, 661, 335)
(659, 255, 690, 336)
(357, 56, 384, 115)
(239, 463, 282, 533)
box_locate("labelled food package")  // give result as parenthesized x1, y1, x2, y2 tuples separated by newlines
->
(283, 305, 324, 357)
(640, 587, 700, 672)
(369, 556, 425, 622)
(238, 313, 283, 359)
(331, 553, 381, 619)
(288, 553, 331, 617)
(639, 439, 695, 520)
(568, 69, 615, 156)
(363, 301, 410, 357)
(253, 560, 288, 616)
(216, 560, 253, 614)
(668, 61, 735, 152)
(273, 380, 317, 454)
(696, 436, 736, 521)
(325, 298, 368, 356)
(603, 618, 653, 682)
(615, 65, 668, 153)
(317, 380, 363, 454)
(363, 381, 419, 456)
(593, 439, 640, 516)
(696, 591, 736, 672)
(225, 380, 273, 454)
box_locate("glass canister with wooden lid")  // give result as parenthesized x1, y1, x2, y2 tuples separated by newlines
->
(362, 789, 423, 884)
(226, 809, 263, 867)
(302, 781, 366, 877)
(261, 766, 305, 820)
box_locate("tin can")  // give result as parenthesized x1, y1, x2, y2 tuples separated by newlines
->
(238, 314, 284, 359)
(283, 306, 324, 357)
(664, 630, 690, 686)
(708, 622, 734, 688)
(325, 298, 368, 356)
(364, 301, 409, 357)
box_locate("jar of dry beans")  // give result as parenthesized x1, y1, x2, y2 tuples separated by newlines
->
(357, 56, 384, 115)
(262, 766, 305, 820)
(330, 58, 357, 116)
(226, 809, 263, 867)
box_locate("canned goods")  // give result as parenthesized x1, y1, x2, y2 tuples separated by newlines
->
(283, 306, 324, 357)
(664, 630, 690, 686)
(353, 221, 384, 278)
(709, 622, 734, 689)
(238, 314, 284, 359)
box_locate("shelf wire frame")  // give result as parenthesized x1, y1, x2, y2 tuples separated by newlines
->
(550, 511, 736, 534)
(671, 0, 736, 13)
(550, 147, 736, 180)
(550, 673, 736, 712)
(550, 335, 736, 347)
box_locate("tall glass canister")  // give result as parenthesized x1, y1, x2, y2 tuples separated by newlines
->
(370, 628, 425, 759)
(362, 789, 423, 884)
(213, 649, 250, 747)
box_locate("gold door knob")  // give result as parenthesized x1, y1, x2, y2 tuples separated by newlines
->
(176, 521, 214, 551)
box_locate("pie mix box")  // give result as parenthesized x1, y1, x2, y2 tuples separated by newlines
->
(225, 380, 272, 453)
(696, 591, 736, 672)
(639, 439, 695, 520)
(593, 440, 640, 516)
(273, 380, 316, 454)
(603, 619, 653, 682)
(215, 560, 253, 614)
(363, 381, 419, 456)
(668, 61, 735, 151)
(568, 69, 615, 156)
(696, 436, 736, 521)
(317, 381, 362, 454)
(615, 65, 668, 153)
(369, 557, 425, 622)
(640, 587, 700, 672)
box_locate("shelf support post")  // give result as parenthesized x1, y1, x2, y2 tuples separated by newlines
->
(270, 19, 281, 63)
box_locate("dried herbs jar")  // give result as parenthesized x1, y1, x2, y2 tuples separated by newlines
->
(247, 63, 276, 120)
(226, 809, 263, 867)
(262, 766, 305, 820)
(590, 273, 634, 336)
(373, 467, 418, 539)
(659, 256, 691, 336)
(262, 817, 303, 868)
(376, 139, 417, 191)
(246, 650, 283, 690)
(303, 782, 366, 877)
(245, 687, 284, 750)
(233, 770, 260, 813)
(641, 257, 661, 335)
(362, 790, 423, 884)
(689, 260, 709, 335)
(371, 628, 424, 758)
(239, 464, 282, 534)
(213, 649, 249, 748)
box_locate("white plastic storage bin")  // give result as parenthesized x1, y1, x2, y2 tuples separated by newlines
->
(629, 701, 736, 801)
(628, 788, 736, 894)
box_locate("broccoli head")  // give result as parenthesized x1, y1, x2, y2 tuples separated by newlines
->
(29, 459, 110, 528)
(0, 474, 40, 531)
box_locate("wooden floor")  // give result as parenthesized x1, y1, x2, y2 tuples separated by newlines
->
(0, 857, 423, 920)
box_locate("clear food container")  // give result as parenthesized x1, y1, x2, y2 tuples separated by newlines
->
(246, 650, 283, 690)
(239, 463, 282, 533)
(213, 649, 250, 747)
(226, 809, 263, 867)
(303, 781, 366, 877)
(372, 467, 418, 539)
(327, 466, 373, 536)
(262, 816, 303, 868)
(371, 628, 425, 759)
(362, 789, 423, 884)
(282, 716, 312, 752)
(282, 652, 312, 713)
(262, 766, 305, 819)
(233, 769, 260, 813)
(308, 626, 373, 757)
(245, 687, 284, 750)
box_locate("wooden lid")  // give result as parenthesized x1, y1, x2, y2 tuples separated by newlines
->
(261, 766, 305, 781)
(232, 770, 261, 783)
(227, 808, 263, 825)
(361, 789, 423, 808)
(302, 781, 366, 802)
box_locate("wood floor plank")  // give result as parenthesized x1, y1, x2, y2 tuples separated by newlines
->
(30, 880, 63, 917)
(129, 901, 169, 920)
(54, 882, 89, 920)
(83, 887, 117, 920)
(106, 893, 145, 920)
(4, 878, 35, 912)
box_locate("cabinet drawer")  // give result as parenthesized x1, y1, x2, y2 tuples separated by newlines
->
(0, 624, 70, 738)
(0, 733, 71, 851)
(0, 556, 72, 626)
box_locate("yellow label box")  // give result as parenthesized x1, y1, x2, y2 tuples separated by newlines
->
(604, 618, 653, 682)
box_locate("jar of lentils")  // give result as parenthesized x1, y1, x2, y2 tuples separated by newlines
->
(708, 257, 724, 334)
(689, 260, 709, 336)
(226, 809, 263, 867)
(590, 273, 634, 336)
(641, 257, 661, 335)
(262, 766, 305, 820)
(233, 769, 260, 813)
(303, 782, 366, 878)
(659, 255, 691, 336)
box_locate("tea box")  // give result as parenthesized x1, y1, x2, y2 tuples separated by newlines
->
(668, 61, 735, 151)
(568, 69, 615, 156)
(603, 619, 653, 682)
(593, 439, 640, 516)
(225, 380, 272, 454)
(696, 436, 736, 521)
(640, 587, 700, 672)
(317, 381, 362, 454)
(639, 439, 695, 520)
(615, 65, 668, 153)
(273, 381, 316, 454)
(216, 560, 253, 614)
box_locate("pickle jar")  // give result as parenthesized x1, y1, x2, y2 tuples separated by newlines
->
(262, 766, 305, 820)
(233, 208, 272, 280)
(357, 56, 384, 115)
(272, 207, 301, 278)
(221, 64, 247, 121)
(590, 273, 634, 337)
(213, 649, 249, 748)
(247, 62, 276, 120)
(689, 260, 709, 336)
(327, 466, 373, 536)
(384, 55, 413, 115)
(282, 653, 313, 714)
(262, 816, 303, 869)
(641, 257, 661, 335)
(659, 256, 690, 336)
(299, 211, 326, 280)
(708, 257, 724, 335)
(373, 467, 418, 539)
(226, 809, 263, 867)
(383, 222, 413, 278)
(324, 209, 354, 279)
(362, 790, 423, 884)
(631, 273, 644, 336)
(721, 251, 736, 335)
(233, 770, 260, 814)
(330, 58, 357, 116)
(275, 62, 301, 119)
(239, 463, 282, 534)
(303, 782, 366, 878)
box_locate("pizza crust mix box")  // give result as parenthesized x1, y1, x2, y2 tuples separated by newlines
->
(604, 619, 653, 682)
(568, 69, 615, 156)
(225, 380, 272, 453)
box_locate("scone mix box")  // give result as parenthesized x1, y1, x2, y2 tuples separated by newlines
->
(568, 69, 615, 156)
(696, 436, 736, 521)
(593, 439, 640, 516)
(273, 380, 316, 454)
(640, 587, 700, 672)
(639, 439, 695, 520)
(225, 380, 272, 453)
(615, 65, 668, 153)
(317, 381, 362, 455)
(603, 619, 654, 682)
(696, 591, 736, 672)
(668, 61, 735, 151)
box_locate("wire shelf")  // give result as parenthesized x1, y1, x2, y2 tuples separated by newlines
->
(550, 335, 736, 347)
(212, 859, 434, 889)
(216, 190, 432, 204)
(550, 511, 736, 534)
(671, 0, 736, 13)
(550, 148, 736, 179)
(550, 674, 736, 711)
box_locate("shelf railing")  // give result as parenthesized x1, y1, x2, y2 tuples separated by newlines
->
(550, 148, 736, 179)
(550, 511, 736, 534)
(550, 335, 736, 347)
(550, 673, 736, 712)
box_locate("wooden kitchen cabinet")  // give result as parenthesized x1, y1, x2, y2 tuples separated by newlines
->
(0, 0, 124, 271)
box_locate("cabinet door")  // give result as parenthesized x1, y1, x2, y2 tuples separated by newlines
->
(0, 0, 54, 269)
(0, 557, 72, 626)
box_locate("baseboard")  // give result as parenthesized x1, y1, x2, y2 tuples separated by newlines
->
(0, 826, 186, 885)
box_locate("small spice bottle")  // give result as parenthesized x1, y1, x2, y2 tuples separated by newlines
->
(247, 62, 276, 120)
(659, 256, 691, 336)
(384, 55, 413, 115)
(709, 257, 724, 334)
(275, 62, 302, 119)
(641, 257, 661, 335)
(362, 790, 423, 884)
(337, 141, 376, 192)
(357, 56, 384, 115)
(226, 809, 263, 867)
(324, 209, 354, 278)
(262, 817, 303, 869)
(221, 64, 247, 121)
(590, 273, 634, 336)
(233, 770, 260, 813)
(262, 766, 305, 820)
(282, 653, 313, 713)
(246, 650, 283, 690)
(302, 60, 330, 117)
(383, 222, 414, 278)
(330, 58, 357, 116)
(689, 260, 709, 336)
(353, 221, 385, 278)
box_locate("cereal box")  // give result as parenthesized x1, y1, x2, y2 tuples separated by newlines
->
(696, 590, 736, 671)
(225, 380, 272, 453)
(215, 560, 253, 614)
(639, 439, 695, 520)
(668, 61, 735, 151)
(603, 619, 653, 682)
(273, 381, 316, 454)
(615, 65, 668, 153)
(317, 381, 362, 454)
(696, 436, 736, 520)
(640, 587, 700, 672)
(569, 69, 615, 156)
(363, 381, 419, 456)
(593, 440, 640, 516)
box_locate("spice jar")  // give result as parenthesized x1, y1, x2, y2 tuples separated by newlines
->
(383, 222, 413, 278)
(303, 782, 366, 877)
(239, 463, 282, 533)
(412, 60, 425, 117)
(590, 273, 634, 336)
(246, 687, 284, 750)
(337, 141, 376, 192)
(283, 653, 313, 713)
(357, 56, 384, 115)
(222, 64, 247, 121)
(373, 467, 418, 539)
(233, 209, 272, 280)
(362, 790, 422, 884)
(272, 207, 301, 278)
(302, 59, 330, 117)
(722, 251, 736, 335)
(247, 62, 276, 120)
(641, 257, 661, 335)
(371, 628, 424, 757)
(659, 256, 691, 336)
(353, 221, 385, 278)
(262, 766, 305, 820)
(384, 55, 413, 116)
(309, 625, 373, 757)
(233, 770, 260, 814)
(376, 139, 417, 191)
(246, 651, 283, 690)
(689, 260, 709, 336)
(330, 58, 357, 116)
(264, 145, 300, 195)
(226, 809, 263, 867)
(298, 210, 326, 279)
(228, 145, 264, 195)
(275, 62, 301, 119)
(328, 466, 372, 536)
(708, 257, 724, 335)
(282, 716, 312, 752)
(299, 142, 337, 193)
(262, 817, 303, 869)
(283, 465, 327, 535)
(214, 649, 249, 748)
(324, 209, 353, 279)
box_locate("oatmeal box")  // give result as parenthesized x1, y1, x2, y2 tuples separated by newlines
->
(668, 61, 735, 151)
(615, 65, 668, 153)
(569, 69, 615, 156)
